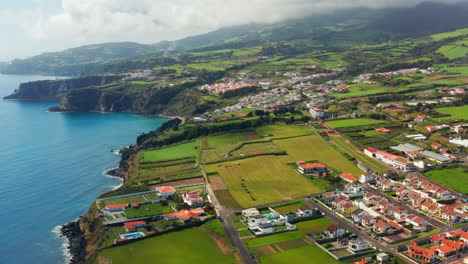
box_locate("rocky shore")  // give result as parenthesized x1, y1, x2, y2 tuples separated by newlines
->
(60, 220, 87, 264)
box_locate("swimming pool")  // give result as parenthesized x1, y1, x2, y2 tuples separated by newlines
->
(120, 232, 144, 239)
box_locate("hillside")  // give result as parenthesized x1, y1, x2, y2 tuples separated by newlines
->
(2, 1, 468, 76)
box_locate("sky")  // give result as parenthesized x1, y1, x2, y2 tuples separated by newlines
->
(0, 0, 465, 61)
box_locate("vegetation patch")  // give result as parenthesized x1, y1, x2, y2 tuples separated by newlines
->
(141, 141, 199, 162)
(125, 203, 174, 219)
(260, 245, 338, 264)
(274, 135, 363, 175)
(434, 105, 468, 120)
(94, 222, 236, 264)
(422, 167, 468, 194)
(326, 118, 385, 128)
(206, 155, 321, 208)
(271, 201, 307, 214)
(213, 190, 242, 209)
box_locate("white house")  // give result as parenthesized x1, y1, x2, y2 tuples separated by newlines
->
(325, 224, 346, 238)
(242, 208, 260, 218)
(348, 240, 370, 253)
(155, 186, 176, 199)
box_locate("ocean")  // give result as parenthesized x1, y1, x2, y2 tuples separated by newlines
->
(0, 74, 167, 263)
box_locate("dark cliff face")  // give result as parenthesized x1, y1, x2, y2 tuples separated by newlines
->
(3, 76, 121, 101)
(55, 81, 209, 117)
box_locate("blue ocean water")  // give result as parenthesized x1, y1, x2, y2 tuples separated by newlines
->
(0, 74, 167, 264)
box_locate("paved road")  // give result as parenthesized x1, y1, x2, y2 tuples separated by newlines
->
(304, 198, 418, 264)
(201, 166, 256, 264)
(364, 187, 453, 232)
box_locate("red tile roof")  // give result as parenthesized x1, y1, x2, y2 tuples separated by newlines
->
(124, 220, 147, 229)
(299, 163, 327, 169)
(437, 244, 455, 254)
(340, 173, 358, 182)
(156, 186, 176, 193)
(106, 204, 128, 209)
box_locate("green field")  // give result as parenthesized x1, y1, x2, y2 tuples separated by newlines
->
(206, 155, 322, 208)
(332, 83, 387, 98)
(141, 141, 199, 162)
(422, 167, 468, 194)
(271, 201, 307, 214)
(246, 218, 333, 248)
(207, 132, 249, 148)
(274, 135, 363, 175)
(125, 203, 174, 219)
(434, 105, 468, 120)
(437, 44, 468, 60)
(431, 28, 468, 40)
(331, 135, 389, 173)
(255, 124, 310, 139)
(326, 118, 385, 128)
(260, 245, 338, 264)
(94, 222, 235, 264)
(99, 193, 158, 207)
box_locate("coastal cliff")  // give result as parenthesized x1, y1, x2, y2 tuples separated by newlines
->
(3, 76, 120, 101)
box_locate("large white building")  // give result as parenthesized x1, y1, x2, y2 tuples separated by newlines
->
(364, 148, 417, 172)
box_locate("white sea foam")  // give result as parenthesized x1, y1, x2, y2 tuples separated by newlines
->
(52, 224, 72, 264)
(102, 168, 124, 190)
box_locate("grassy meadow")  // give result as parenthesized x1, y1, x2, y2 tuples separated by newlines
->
(94, 221, 235, 264)
(326, 118, 385, 128)
(141, 141, 199, 162)
(423, 167, 468, 194)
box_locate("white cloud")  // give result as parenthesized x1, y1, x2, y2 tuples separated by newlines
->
(0, 0, 465, 60)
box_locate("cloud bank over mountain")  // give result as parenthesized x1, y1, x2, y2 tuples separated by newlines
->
(0, 0, 465, 60)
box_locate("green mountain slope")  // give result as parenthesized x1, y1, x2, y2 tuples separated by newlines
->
(2, 2, 468, 76)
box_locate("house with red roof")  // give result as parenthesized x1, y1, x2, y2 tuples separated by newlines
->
(431, 143, 441, 150)
(322, 192, 337, 202)
(182, 193, 204, 207)
(352, 259, 369, 264)
(325, 224, 346, 238)
(156, 186, 177, 198)
(104, 204, 128, 212)
(405, 215, 430, 231)
(164, 209, 205, 223)
(441, 239, 465, 251)
(361, 216, 376, 227)
(408, 243, 437, 262)
(340, 173, 359, 183)
(124, 220, 147, 232)
(436, 244, 456, 257)
(414, 114, 429, 123)
(298, 163, 328, 174)
(461, 232, 468, 243)
(375, 127, 392, 133)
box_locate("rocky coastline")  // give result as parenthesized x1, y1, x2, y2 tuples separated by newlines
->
(60, 220, 87, 264)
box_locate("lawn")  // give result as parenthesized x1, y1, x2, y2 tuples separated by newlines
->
(272, 201, 307, 214)
(330, 135, 389, 173)
(326, 118, 385, 128)
(331, 83, 387, 98)
(141, 141, 199, 162)
(255, 124, 310, 139)
(206, 155, 322, 208)
(274, 135, 363, 175)
(431, 28, 468, 40)
(422, 167, 468, 194)
(125, 203, 174, 219)
(437, 44, 468, 60)
(434, 105, 468, 120)
(246, 218, 333, 248)
(94, 223, 236, 264)
(207, 132, 249, 148)
(260, 245, 339, 264)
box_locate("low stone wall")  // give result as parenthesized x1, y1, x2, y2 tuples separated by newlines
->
(96, 190, 158, 202)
